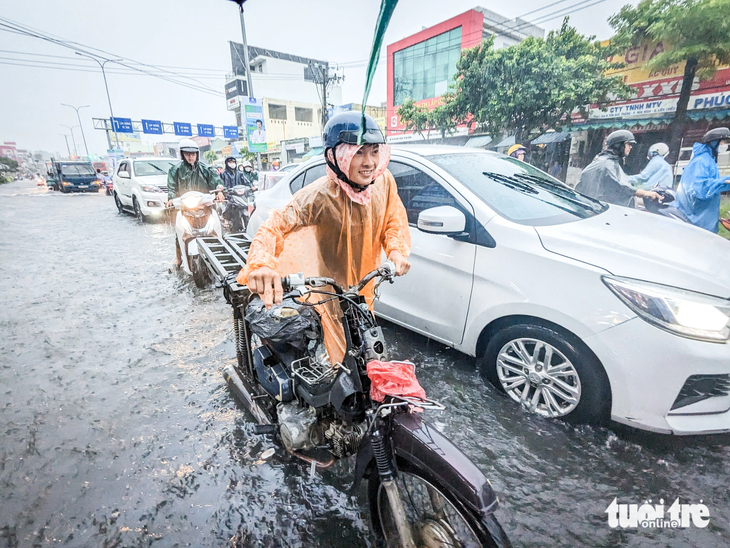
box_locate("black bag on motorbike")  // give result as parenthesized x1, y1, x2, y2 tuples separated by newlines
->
(245, 296, 320, 350)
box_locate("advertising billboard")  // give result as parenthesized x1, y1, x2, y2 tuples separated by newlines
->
(242, 97, 267, 153)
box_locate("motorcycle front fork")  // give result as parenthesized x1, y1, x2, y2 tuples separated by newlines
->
(370, 419, 417, 548)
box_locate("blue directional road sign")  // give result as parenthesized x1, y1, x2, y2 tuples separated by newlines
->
(111, 117, 134, 133)
(223, 126, 239, 139)
(197, 124, 215, 138)
(141, 119, 163, 135)
(174, 122, 192, 136)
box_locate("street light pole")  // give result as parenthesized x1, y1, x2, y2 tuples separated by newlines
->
(237, 4, 262, 171)
(75, 52, 122, 150)
(58, 133, 71, 157)
(61, 125, 79, 157)
(61, 104, 90, 158)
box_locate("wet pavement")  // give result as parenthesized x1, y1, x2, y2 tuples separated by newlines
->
(1, 177, 728, 548)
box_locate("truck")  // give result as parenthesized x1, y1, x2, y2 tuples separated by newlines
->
(47, 159, 102, 193)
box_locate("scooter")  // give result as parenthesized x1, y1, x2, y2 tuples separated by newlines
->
(218, 185, 256, 233)
(172, 190, 222, 288)
(222, 262, 511, 548)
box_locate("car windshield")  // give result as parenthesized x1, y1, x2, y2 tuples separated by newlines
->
(60, 164, 95, 176)
(429, 153, 607, 226)
(134, 160, 176, 177)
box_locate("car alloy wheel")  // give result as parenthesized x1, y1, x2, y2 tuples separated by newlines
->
(114, 193, 124, 214)
(496, 338, 581, 418)
(133, 198, 146, 223)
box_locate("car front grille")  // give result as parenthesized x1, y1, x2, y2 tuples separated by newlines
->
(670, 374, 730, 410)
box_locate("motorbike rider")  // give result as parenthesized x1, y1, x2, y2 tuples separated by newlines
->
(507, 144, 527, 161)
(166, 139, 223, 267)
(236, 112, 411, 365)
(576, 130, 661, 207)
(629, 142, 673, 190)
(675, 127, 730, 232)
(239, 160, 259, 189)
(220, 156, 242, 189)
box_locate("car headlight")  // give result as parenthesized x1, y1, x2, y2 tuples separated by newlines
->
(603, 276, 730, 342)
(141, 185, 160, 193)
(62, 181, 73, 186)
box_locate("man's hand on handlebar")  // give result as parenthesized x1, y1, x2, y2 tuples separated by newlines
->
(166, 199, 174, 208)
(247, 266, 283, 309)
(636, 189, 663, 202)
(387, 250, 410, 276)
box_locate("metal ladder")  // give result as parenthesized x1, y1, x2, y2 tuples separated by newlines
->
(196, 232, 252, 292)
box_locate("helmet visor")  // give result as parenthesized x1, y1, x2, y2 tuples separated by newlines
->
(337, 128, 385, 145)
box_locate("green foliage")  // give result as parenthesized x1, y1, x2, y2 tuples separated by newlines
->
(610, 0, 730, 79)
(203, 150, 218, 165)
(396, 98, 458, 141)
(0, 156, 19, 170)
(449, 19, 631, 141)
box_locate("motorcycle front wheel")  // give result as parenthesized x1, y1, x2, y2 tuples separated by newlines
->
(368, 459, 511, 548)
(191, 254, 211, 289)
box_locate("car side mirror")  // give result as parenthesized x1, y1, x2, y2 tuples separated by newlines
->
(417, 206, 466, 235)
(118, 171, 130, 179)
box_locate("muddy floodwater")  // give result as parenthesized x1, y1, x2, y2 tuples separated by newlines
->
(1, 178, 729, 547)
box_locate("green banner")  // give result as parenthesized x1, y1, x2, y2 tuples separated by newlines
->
(360, 0, 399, 143)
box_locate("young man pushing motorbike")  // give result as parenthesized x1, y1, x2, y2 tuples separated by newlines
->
(237, 112, 411, 364)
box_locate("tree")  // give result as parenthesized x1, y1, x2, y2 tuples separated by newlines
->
(203, 150, 218, 165)
(397, 98, 458, 142)
(0, 156, 19, 171)
(610, 0, 730, 162)
(449, 19, 631, 142)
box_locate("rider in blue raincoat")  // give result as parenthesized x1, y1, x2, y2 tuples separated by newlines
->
(629, 142, 673, 190)
(675, 128, 730, 232)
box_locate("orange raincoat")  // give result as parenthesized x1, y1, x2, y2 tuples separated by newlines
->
(237, 166, 410, 365)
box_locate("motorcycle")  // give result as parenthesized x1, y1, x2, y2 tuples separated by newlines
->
(222, 261, 511, 548)
(218, 185, 256, 233)
(640, 187, 691, 223)
(172, 190, 222, 288)
(104, 179, 114, 196)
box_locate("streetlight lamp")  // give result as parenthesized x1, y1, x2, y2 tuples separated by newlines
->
(60, 124, 80, 157)
(75, 52, 123, 150)
(61, 103, 90, 158)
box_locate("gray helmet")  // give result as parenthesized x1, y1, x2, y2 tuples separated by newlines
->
(702, 127, 730, 143)
(605, 130, 636, 148)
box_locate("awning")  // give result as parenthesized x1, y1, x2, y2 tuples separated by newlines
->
(301, 147, 323, 159)
(494, 135, 515, 148)
(688, 108, 730, 121)
(464, 135, 493, 148)
(532, 131, 571, 145)
(570, 115, 674, 131)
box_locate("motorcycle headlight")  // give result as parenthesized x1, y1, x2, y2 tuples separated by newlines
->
(603, 276, 730, 343)
(181, 195, 201, 209)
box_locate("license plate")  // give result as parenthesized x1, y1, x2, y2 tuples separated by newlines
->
(78, 185, 89, 189)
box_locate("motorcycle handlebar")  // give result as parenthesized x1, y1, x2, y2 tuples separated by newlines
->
(280, 261, 396, 295)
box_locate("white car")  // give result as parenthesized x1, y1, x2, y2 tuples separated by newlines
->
(113, 157, 178, 221)
(246, 146, 730, 435)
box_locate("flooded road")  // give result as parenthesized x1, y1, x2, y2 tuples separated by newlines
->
(1, 178, 728, 547)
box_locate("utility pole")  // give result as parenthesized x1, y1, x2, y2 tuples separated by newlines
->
(75, 52, 122, 150)
(237, 3, 262, 171)
(309, 61, 344, 131)
(61, 104, 90, 158)
(61, 125, 79, 157)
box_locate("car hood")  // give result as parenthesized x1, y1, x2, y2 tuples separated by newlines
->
(535, 205, 730, 297)
(137, 174, 168, 188)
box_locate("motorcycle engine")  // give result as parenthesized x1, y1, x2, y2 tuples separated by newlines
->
(324, 421, 367, 458)
(277, 402, 318, 452)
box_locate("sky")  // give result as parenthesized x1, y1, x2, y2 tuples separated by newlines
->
(0, 0, 638, 156)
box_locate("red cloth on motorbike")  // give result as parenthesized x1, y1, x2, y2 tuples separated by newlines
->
(366, 360, 426, 403)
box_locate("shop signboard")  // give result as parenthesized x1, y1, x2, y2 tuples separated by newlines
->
(242, 97, 267, 153)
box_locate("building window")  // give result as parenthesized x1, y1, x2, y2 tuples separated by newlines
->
(393, 27, 463, 106)
(269, 104, 287, 120)
(295, 107, 313, 123)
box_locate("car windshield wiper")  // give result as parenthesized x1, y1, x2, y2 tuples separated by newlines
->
(508, 173, 606, 213)
(482, 172, 539, 194)
(148, 164, 167, 174)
